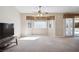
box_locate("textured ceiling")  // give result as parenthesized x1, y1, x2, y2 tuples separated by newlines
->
(15, 6, 79, 13)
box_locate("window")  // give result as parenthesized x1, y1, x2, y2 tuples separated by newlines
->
(28, 22, 32, 28)
(34, 21, 47, 28)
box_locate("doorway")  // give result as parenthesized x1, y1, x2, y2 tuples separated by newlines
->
(65, 17, 79, 37)
(65, 18, 74, 37)
(74, 17, 79, 36)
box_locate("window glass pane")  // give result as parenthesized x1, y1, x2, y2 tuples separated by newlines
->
(74, 18, 79, 36)
(65, 18, 73, 36)
(28, 22, 32, 28)
(34, 21, 47, 28)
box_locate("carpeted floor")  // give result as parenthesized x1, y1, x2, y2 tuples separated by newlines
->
(4, 36, 79, 52)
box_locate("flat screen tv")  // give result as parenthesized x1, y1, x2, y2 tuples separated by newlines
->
(0, 23, 14, 39)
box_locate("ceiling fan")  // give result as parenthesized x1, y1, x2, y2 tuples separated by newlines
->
(34, 6, 49, 16)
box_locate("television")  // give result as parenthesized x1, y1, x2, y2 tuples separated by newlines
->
(0, 23, 14, 39)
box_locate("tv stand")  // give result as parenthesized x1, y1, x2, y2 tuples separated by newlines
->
(0, 36, 18, 51)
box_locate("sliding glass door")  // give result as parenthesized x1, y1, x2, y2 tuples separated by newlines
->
(65, 18, 74, 36)
(74, 17, 79, 36)
(32, 20, 48, 35)
(65, 17, 79, 37)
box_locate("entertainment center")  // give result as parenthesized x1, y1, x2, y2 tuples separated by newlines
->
(0, 23, 18, 51)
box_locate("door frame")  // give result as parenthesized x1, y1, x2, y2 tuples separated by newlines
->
(65, 18, 74, 37)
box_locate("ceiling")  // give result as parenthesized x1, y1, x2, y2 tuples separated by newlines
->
(15, 6, 79, 13)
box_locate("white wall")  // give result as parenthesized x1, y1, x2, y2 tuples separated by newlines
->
(0, 7, 65, 37)
(48, 20, 55, 37)
(21, 13, 64, 37)
(55, 14, 64, 37)
(0, 6, 21, 37)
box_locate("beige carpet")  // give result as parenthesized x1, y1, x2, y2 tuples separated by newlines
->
(4, 36, 79, 52)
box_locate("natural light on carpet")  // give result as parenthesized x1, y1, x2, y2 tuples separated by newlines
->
(20, 36, 40, 40)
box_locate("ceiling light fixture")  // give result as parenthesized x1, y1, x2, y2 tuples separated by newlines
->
(37, 6, 48, 16)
